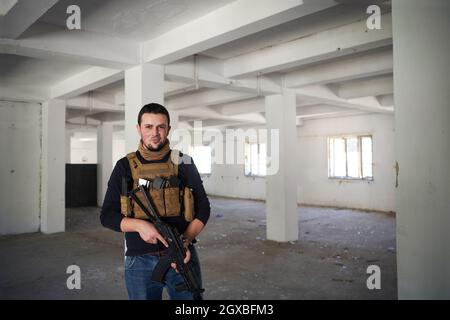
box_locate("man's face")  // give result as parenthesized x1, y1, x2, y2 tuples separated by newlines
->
(136, 113, 170, 151)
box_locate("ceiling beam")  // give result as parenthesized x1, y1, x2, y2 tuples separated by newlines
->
(199, 118, 264, 129)
(66, 122, 99, 131)
(224, 13, 392, 78)
(176, 106, 223, 119)
(50, 67, 124, 99)
(143, 0, 337, 64)
(166, 88, 256, 110)
(66, 108, 92, 120)
(215, 96, 328, 116)
(295, 85, 394, 114)
(0, 0, 18, 15)
(376, 93, 394, 107)
(0, 0, 58, 39)
(285, 49, 393, 88)
(165, 55, 281, 95)
(93, 55, 282, 106)
(215, 98, 266, 116)
(175, 105, 266, 126)
(329, 75, 393, 99)
(87, 112, 125, 122)
(296, 104, 349, 116)
(297, 110, 368, 120)
(66, 94, 123, 113)
(165, 82, 197, 97)
(0, 23, 140, 68)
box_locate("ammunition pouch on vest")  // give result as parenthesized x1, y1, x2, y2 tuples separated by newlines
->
(120, 150, 195, 222)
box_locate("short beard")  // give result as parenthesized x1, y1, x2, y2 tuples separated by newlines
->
(144, 139, 166, 151)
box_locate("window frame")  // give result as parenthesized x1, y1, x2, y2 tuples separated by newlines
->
(327, 134, 374, 181)
(190, 145, 212, 176)
(244, 141, 267, 178)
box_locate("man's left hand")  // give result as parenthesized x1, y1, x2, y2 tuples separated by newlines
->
(171, 246, 191, 272)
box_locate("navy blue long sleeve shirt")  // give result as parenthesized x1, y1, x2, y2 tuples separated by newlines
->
(100, 150, 210, 256)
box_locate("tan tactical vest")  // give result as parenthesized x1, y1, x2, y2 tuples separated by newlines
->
(120, 150, 194, 222)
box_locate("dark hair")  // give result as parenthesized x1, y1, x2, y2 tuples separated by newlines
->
(137, 103, 170, 126)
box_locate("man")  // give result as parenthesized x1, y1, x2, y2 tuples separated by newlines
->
(100, 103, 210, 300)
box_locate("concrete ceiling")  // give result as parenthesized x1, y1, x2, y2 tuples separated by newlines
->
(37, 0, 234, 41)
(0, 0, 394, 127)
(0, 54, 90, 87)
(201, 3, 369, 60)
(0, 0, 18, 15)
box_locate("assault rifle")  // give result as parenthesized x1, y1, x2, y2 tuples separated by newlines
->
(125, 182, 204, 300)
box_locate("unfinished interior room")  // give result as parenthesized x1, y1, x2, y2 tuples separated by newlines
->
(0, 0, 449, 300)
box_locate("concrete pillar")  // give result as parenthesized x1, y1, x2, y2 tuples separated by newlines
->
(40, 99, 66, 234)
(170, 110, 179, 131)
(65, 131, 71, 163)
(124, 63, 164, 153)
(97, 122, 113, 207)
(169, 110, 179, 147)
(393, 0, 450, 299)
(265, 90, 298, 242)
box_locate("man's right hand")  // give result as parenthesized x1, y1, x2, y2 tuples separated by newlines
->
(120, 217, 168, 247)
(137, 221, 169, 247)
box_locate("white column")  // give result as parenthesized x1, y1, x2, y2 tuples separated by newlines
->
(97, 122, 113, 207)
(170, 110, 179, 131)
(65, 131, 71, 163)
(168, 110, 179, 148)
(265, 90, 298, 242)
(40, 99, 66, 234)
(124, 63, 164, 153)
(393, 0, 450, 299)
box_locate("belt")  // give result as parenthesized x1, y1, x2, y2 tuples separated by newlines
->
(143, 243, 193, 257)
(144, 250, 169, 257)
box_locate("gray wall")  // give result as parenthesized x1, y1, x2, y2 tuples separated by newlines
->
(203, 113, 396, 212)
(0, 101, 41, 235)
(297, 113, 395, 212)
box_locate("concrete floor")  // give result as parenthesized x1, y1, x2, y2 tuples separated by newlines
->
(0, 197, 397, 299)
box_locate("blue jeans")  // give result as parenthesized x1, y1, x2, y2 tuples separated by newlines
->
(124, 245, 202, 300)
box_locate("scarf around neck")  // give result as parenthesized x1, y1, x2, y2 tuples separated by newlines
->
(138, 139, 171, 161)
